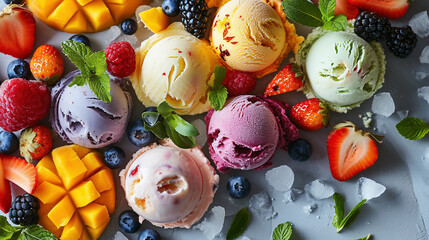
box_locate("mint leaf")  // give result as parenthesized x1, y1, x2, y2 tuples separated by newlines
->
(396, 117, 429, 140)
(68, 75, 87, 87)
(164, 120, 197, 149)
(85, 51, 107, 75)
(18, 225, 57, 240)
(332, 193, 344, 229)
(282, 0, 323, 27)
(0, 216, 19, 239)
(226, 207, 251, 240)
(338, 199, 367, 232)
(272, 222, 293, 240)
(62, 40, 92, 76)
(157, 101, 175, 116)
(355, 234, 372, 240)
(319, 0, 336, 22)
(213, 65, 226, 87)
(166, 114, 199, 137)
(323, 14, 347, 31)
(88, 74, 111, 103)
(209, 66, 228, 111)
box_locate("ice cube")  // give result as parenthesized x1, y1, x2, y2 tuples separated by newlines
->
(135, 5, 152, 23)
(191, 119, 207, 147)
(373, 115, 387, 134)
(283, 188, 303, 204)
(303, 203, 317, 215)
(113, 232, 128, 240)
(415, 71, 429, 80)
(194, 206, 225, 240)
(105, 26, 121, 44)
(304, 180, 335, 200)
(410, 11, 429, 38)
(422, 148, 429, 169)
(418, 86, 429, 105)
(117, 35, 138, 48)
(396, 110, 409, 120)
(358, 177, 386, 200)
(372, 92, 395, 117)
(249, 192, 277, 220)
(420, 46, 429, 64)
(265, 165, 294, 192)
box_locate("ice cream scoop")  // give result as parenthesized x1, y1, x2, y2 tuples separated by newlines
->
(205, 95, 299, 172)
(50, 70, 132, 148)
(296, 25, 386, 113)
(120, 139, 219, 229)
(130, 22, 220, 115)
(211, 0, 303, 78)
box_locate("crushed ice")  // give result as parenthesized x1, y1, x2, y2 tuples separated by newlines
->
(409, 11, 429, 38)
(304, 180, 335, 200)
(418, 86, 429, 105)
(265, 165, 294, 192)
(249, 192, 277, 220)
(358, 177, 386, 200)
(372, 92, 395, 117)
(194, 206, 225, 240)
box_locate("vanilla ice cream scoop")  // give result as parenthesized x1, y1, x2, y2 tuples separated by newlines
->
(120, 139, 219, 229)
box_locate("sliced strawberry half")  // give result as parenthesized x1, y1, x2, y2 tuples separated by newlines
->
(0, 5, 36, 59)
(335, 0, 359, 19)
(1, 155, 37, 194)
(264, 64, 303, 96)
(0, 158, 11, 213)
(348, 0, 409, 19)
(327, 122, 382, 181)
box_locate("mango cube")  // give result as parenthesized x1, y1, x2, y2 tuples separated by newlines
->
(52, 146, 87, 190)
(140, 7, 169, 33)
(78, 203, 109, 229)
(82, 1, 115, 31)
(95, 188, 116, 214)
(33, 181, 66, 204)
(86, 219, 109, 239)
(88, 168, 113, 193)
(69, 181, 100, 208)
(47, 0, 79, 29)
(36, 155, 56, 172)
(71, 145, 92, 159)
(78, 230, 91, 240)
(61, 213, 84, 240)
(48, 195, 76, 229)
(82, 152, 104, 178)
(36, 166, 63, 186)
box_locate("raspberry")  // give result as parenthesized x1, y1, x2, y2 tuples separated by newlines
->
(222, 70, 256, 96)
(0, 79, 50, 132)
(105, 41, 136, 78)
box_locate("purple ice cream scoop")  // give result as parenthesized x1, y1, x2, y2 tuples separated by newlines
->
(50, 70, 132, 148)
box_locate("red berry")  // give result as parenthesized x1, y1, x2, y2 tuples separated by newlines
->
(20, 124, 53, 163)
(105, 41, 136, 78)
(222, 70, 256, 96)
(290, 98, 329, 131)
(0, 79, 50, 132)
(265, 64, 303, 97)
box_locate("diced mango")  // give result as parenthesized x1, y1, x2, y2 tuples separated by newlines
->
(52, 146, 87, 190)
(106, 0, 148, 22)
(82, 152, 104, 178)
(36, 155, 56, 172)
(27, 0, 62, 18)
(61, 213, 84, 240)
(86, 219, 109, 240)
(38, 202, 63, 237)
(140, 7, 169, 33)
(71, 145, 92, 160)
(78, 230, 91, 240)
(82, 0, 115, 31)
(105, 0, 128, 3)
(88, 168, 113, 193)
(47, 0, 79, 29)
(77, 0, 92, 6)
(36, 166, 63, 186)
(78, 203, 109, 229)
(95, 187, 116, 214)
(48, 195, 76, 229)
(69, 181, 100, 208)
(33, 181, 67, 204)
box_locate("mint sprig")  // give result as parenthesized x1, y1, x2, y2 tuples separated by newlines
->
(0, 216, 57, 240)
(208, 65, 228, 111)
(396, 117, 429, 140)
(226, 207, 251, 240)
(332, 193, 367, 233)
(142, 101, 199, 149)
(282, 0, 347, 31)
(272, 222, 293, 240)
(355, 234, 372, 240)
(62, 40, 111, 103)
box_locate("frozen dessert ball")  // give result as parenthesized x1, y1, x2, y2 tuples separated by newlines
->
(205, 95, 299, 172)
(211, 0, 303, 78)
(130, 22, 220, 115)
(50, 70, 132, 148)
(120, 139, 219, 229)
(296, 25, 386, 113)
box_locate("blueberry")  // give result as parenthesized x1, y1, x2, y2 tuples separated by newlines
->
(138, 229, 161, 240)
(162, 0, 180, 17)
(227, 176, 250, 199)
(127, 119, 157, 147)
(118, 210, 141, 233)
(288, 138, 312, 161)
(7, 59, 31, 80)
(104, 146, 126, 169)
(3, 0, 23, 4)
(0, 131, 19, 154)
(69, 34, 91, 47)
(121, 19, 138, 35)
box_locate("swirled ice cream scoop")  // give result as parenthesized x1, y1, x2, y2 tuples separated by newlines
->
(120, 139, 219, 229)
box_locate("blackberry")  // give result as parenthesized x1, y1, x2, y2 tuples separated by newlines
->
(9, 194, 40, 226)
(179, 0, 209, 38)
(354, 11, 391, 42)
(386, 26, 417, 58)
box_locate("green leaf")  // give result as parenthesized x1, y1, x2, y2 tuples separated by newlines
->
(213, 65, 226, 88)
(166, 115, 199, 137)
(18, 225, 57, 240)
(0, 216, 20, 234)
(319, 0, 336, 22)
(272, 222, 293, 240)
(323, 14, 347, 31)
(164, 119, 197, 149)
(282, 0, 324, 27)
(396, 117, 429, 140)
(61, 40, 92, 76)
(88, 74, 111, 103)
(157, 101, 175, 117)
(68, 75, 88, 87)
(85, 51, 107, 75)
(337, 199, 367, 232)
(226, 207, 251, 240)
(332, 193, 344, 229)
(355, 234, 372, 240)
(209, 86, 228, 111)
(142, 112, 167, 139)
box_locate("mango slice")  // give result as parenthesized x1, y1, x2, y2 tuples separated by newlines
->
(140, 7, 169, 33)
(52, 146, 87, 190)
(48, 195, 76, 229)
(82, 152, 104, 179)
(88, 168, 113, 193)
(69, 181, 100, 208)
(78, 203, 109, 229)
(61, 213, 84, 240)
(94, 188, 116, 214)
(36, 166, 63, 186)
(33, 181, 67, 204)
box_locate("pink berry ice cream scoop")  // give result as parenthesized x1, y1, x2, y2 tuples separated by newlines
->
(120, 139, 219, 229)
(205, 95, 299, 173)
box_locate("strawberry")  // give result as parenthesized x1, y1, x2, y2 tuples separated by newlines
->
(312, 0, 359, 19)
(0, 5, 35, 59)
(327, 122, 382, 181)
(1, 155, 37, 194)
(264, 64, 303, 96)
(20, 124, 53, 163)
(290, 98, 329, 131)
(30, 45, 64, 86)
(0, 158, 11, 213)
(348, 0, 409, 19)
